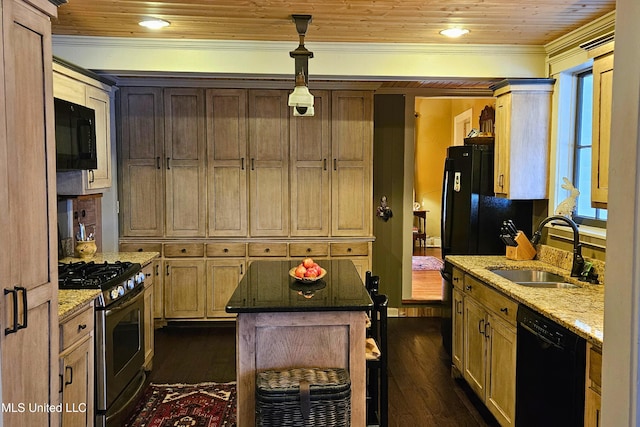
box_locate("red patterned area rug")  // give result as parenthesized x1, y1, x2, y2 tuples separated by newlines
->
(124, 382, 236, 427)
(412, 256, 444, 271)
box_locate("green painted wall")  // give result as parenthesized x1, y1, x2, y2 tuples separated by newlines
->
(372, 94, 406, 306)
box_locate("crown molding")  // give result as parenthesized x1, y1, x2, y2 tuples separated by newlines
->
(545, 10, 615, 59)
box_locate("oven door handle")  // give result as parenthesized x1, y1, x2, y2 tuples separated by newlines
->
(104, 287, 144, 316)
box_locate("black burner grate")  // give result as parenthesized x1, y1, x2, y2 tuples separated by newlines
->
(58, 261, 139, 289)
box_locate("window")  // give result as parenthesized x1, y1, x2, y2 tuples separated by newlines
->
(572, 70, 607, 227)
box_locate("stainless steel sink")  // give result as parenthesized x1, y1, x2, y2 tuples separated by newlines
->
(490, 269, 579, 289)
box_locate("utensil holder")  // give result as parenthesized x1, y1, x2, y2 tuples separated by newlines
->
(75, 240, 97, 259)
(505, 231, 536, 261)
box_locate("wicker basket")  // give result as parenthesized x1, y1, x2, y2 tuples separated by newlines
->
(256, 368, 351, 427)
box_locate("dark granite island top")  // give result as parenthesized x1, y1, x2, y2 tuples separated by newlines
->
(225, 259, 373, 313)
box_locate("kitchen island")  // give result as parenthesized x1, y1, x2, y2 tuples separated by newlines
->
(226, 259, 373, 426)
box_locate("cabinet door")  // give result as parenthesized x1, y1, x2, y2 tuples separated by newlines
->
(164, 260, 206, 318)
(119, 87, 165, 236)
(290, 90, 330, 236)
(61, 336, 94, 427)
(142, 264, 154, 370)
(206, 89, 248, 236)
(463, 297, 487, 398)
(494, 93, 510, 196)
(164, 88, 206, 237)
(85, 85, 112, 190)
(591, 52, 613, 208)
(248, 90, 289, 237)
(206, 259, 245, 318)
(331, 91, 372, 236)
(452, 288, 465, 373)
(153, 260, 164, 319)
(493, 81, 553, 199)
(485, 314, 517, 427)
(1, 1, 59, 426)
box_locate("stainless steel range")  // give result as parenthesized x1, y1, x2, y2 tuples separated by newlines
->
(58, 261, 147, 427)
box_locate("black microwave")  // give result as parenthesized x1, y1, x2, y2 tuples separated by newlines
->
(54, 97, 97, 171)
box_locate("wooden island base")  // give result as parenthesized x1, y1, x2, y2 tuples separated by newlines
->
(236, 310, 367, 426)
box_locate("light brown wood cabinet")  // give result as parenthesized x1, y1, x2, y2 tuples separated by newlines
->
(585, 343, 602, 427)
(206, 89, 248, 237)
(207, 259, 245, 318)
(164, 259, 207, 318)
(119, 87, 165, 237)
(331, 91, 373, 235)
(458, 274, 517, 427)
(164, 88, 207, 237)
(290, 90, 331, 236)
(452, 287, 465, 374)
(590, 46, 613, 209)
(0, 1, 60, 425)
(59, 303, 94, 427)
(248, 90, 290, 237)
(142, 263, 155, 370)
(492, 79, 554, 199)
(54, 60, 114, 195)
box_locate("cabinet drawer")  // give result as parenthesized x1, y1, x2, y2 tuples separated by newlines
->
(452, 267, 464, 290)
(289, 243, 329, 258)
(60, 305, 93, 351)
(330, 242, 369, 257)
(119, 242, 163, 253)
(164, 243, 205, 257)
(248, 242, 288, 257)
(464, 275, 518, 325)
(206, 243, 247, 257)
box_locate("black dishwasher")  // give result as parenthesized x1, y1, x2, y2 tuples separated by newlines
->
(516, 305, 586, 427)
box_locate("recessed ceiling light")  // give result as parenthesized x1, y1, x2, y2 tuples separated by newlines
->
(439, 28, 470, 38)
(139, 18, 171, 30)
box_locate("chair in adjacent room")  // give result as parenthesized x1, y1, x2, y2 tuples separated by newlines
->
(365, 272, 388, 427)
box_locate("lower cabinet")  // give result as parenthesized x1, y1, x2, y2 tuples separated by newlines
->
(59, 303, 94, 427)
(121, 240, 371, 321)
(206, 259, 246, 318)
(142, 263, 155, 370)
(455, 269, 517, 427)
(584, 343, 602, 427)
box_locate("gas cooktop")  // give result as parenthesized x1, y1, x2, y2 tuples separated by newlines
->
(58, 261, 141, 290)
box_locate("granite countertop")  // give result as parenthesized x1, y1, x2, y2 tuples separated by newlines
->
(446, 254, 604, 347)
(58, 251, 160, 320)
(226, 259, 373, 313)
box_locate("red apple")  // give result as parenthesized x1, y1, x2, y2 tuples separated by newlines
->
(302, 257, 315, 269)
(294, 265, 307, 278)
(304, 269, 317, 278)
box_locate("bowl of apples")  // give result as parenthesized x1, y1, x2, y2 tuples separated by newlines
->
(290, 257, 327, 283)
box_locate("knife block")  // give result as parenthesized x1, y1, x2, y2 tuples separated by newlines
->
(505, 231, 536, 261)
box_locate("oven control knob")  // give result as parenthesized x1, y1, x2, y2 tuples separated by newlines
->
(117, 285, 125, 297)
(110, 288, 120, 300)
(135, 272, 145, 284)
(127, 278, 135, 290)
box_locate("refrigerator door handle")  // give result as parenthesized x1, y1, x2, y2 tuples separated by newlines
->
(441, 157, 454, 258)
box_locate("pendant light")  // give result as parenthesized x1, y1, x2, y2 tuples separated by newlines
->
(288, 14, 315, 116)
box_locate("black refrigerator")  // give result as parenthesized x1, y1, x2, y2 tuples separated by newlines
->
(439, 144, 533, 356)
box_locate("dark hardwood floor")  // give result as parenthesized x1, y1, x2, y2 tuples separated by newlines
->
(147, 318, 499, 426)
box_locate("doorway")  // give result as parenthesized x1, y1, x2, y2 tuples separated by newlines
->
(409, 97, 494, 301)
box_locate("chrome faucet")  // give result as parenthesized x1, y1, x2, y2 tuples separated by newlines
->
(530, 215, 585, 277)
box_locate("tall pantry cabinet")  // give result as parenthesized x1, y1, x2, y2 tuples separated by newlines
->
(0, 0, 60, 426)
(118, 87, 373, 321)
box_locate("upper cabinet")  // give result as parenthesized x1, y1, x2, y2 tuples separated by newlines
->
(492, 79, 554, 200)
(119, 87, 165, 237)
(54, 59, 115, 195)
(588, 41, 614, 209)
(118, 87, 373, 240)
(331, 91, 373, 236)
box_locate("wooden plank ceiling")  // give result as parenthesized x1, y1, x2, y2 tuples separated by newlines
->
(51, 0, 616, 90)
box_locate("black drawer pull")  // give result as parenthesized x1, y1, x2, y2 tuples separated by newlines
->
(223, 248, 229, 253)
(265, 248, 270, 253)
(181, 248, 187, 253)
(78, 324, 87, 331)
(500, 307, 509, 314)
